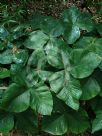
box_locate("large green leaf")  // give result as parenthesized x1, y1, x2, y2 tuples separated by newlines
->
(42, 108, 89, 135)
(81, 78, 100, 100)
(0, 50, 13, 64)
(49, 71, 82, 110)
(24, 30, 49, 49)
(62, 6, 94, 44)
(30, 85, 53, 115)
(70, 49, 101, 78)
(0, 68, 10, 79)
(0, 112, 14, 132)
(92, 110, 102, 133)
(1, 83, 30, 112)
(62, 6, 80, 44)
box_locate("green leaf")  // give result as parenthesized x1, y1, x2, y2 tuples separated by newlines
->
(90, 96, 102, 112)
(15, 110, 38, 133)
(0, 42, 5, 50)
(0, 68, 10, 79)
(42, 108, 89, 135)
(62, 6, 94, 44)
(42, 114, 67, 135)
(75, 37, 102, 57)
(99, 62, 102, 70)
(70, 49, 101, 78)
(1, 83, 30, 112)
(92, 110, 102, 133)
(13, 50, 28, 65)
(96, 24, 102, 36)
(92, 70, 102, 97)
(77, 12, 94, 32)
(75, 36, 95, 49)
(62, 6, 80, 24)
(49, 71, 82, 110)
(26, 49, 52, 85)
(30, 85, 53, 115)
(67, 109, 90, 134)
(27, 49, 46, 67)
(24, 30, 49, 49)
(45, 38, 65, 69)
(30, 14, 45, 29)
(47, 45, 82, 110)
(10, 64, 23, 74)
(41, 16, 64, 37)
(0, 113, 14, 132)
(12, 24, 29, 40)
(38, 70, 53, 81)
(0, 50, 13, 64)
(0, 27, 9, 40)
(62, 6, 80, 44)
(81, 78, 100, 100)
(11, 70, 27, 87)
(26, 69, 39, 87)
(63, 25, 80, 44)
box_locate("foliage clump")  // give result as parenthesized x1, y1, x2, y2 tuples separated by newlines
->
(0, 5, 102, 136)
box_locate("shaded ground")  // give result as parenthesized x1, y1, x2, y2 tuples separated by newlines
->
(0, 0, 102, 23)
(23, 0, 102, 22)
(1, 131, 93, 136)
